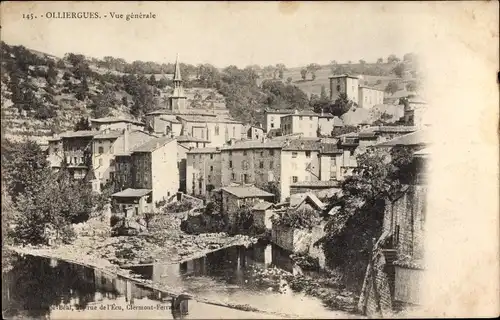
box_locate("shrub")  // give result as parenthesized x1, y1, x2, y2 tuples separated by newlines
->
(271, 207, 321, 230)
(110, 214, 123, 228)
(163, 200, 194, 213)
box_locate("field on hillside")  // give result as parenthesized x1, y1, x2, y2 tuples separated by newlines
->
(258, 63, 417, 98)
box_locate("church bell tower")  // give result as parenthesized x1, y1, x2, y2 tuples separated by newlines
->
(169, 54, 187, 112)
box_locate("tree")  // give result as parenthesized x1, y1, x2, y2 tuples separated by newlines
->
(387, 54, 400, 64)
(403, 52, 416, 63)
(376, 58, 384, 64)
(392, 63, 406, 78)
(319, 146, 416, 286)
(121, 96, 128, 106)
(306, 63, 321, 81)
(329, 93, 353, 117)
(276, 63, 287, 79)
(286, 77, 293, 84)
(320, 85, 328, 100)
(405, 81, 418, 92)
(384, 81, 399, 95)
(359, 59, 366, 65)
(74, 117, 91, 131)
(148, 74, 157, 86)
(300, 68, 307, 80)
(2, 140, 50, 203)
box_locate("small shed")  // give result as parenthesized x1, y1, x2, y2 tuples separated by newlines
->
(251, 201, 276, 230)
(111, 188, 152, 217)
(220, 185, 275, 225)
(289, 192, 326, 212)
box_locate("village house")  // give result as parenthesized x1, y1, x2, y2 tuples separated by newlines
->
(280, 111, 320, 138)
(220, 139, 284, 198)
(263, 109, 293, 132)
(329, 74, 385, 109)
(91, 129, 156, 188)
(318, 113, 344, 137)
(89, 117, 145, 132)
(185, 147, 222, 197)
(58, 130, 97, 180)
(112, 136, 179, 213)
(220, 185, 274, 225)
(251, 201, 276, 231)
(243, 124, 265, 141)
(403, 96, 430, 129)
(176, 115, 243, 147)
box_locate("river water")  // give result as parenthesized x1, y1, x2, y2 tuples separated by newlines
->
(2, 242, 356, 319)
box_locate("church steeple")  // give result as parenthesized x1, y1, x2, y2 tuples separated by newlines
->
(169, 53, 187, 112)
(173, 53, 182, 82)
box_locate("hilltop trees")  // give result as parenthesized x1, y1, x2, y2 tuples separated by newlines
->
(74, 117, 91, 131)
(300, 68, 307, 80)
(329, 93, 354, 117)
(387, 54, 401, 64)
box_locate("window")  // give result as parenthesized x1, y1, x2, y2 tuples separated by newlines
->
(232, 126, 236, 137)
(260, 151, 264, 157)
(243, 174, 248, 184)
(208, 175, 211, 182)
(270, 161, 274, 169)
(210, 154, 213, 160)
(299, 116, 303, 120)
(292, 152, 298, 158)
(350, 150, 355, 156)
(215, 125, 220, 136)
(231, 173, 235, 180)
(306, 151, 311, 158)
(259, 161, 264, 168)
(243, 150, 247, 156)
(292, 176, 298, 183)
(196, 142, 199, 148)
(271, 123, 275, 128)
(73, 157, 77, 164)
(98, 146, 104, 154)
(336, 85, 341, 91)
(229, 160, 233, 168)
(269, 150, 275, 156)
(210, 166, 214, 172)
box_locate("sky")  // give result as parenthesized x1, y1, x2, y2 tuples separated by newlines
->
(0, 1, 437, 68)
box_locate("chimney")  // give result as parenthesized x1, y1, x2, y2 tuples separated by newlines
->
(123, 128, 129, 153)
(126, 123, 132, 131)
(294, 109, 299, 115)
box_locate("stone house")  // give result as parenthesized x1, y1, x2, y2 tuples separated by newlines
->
(177, 115, 243, 147)
(113, 136, 179, 207)
(244, 125, 265, 141)
(59, 130, 96, 180)
(220, 185, 274, 225)
(186, 147, 222, 197)
(111, 188, 153, 217)
(280, 111, 320, 138)
(251, 201, 275, 230)
(263, 109, 293, 133)
(318, 113, 344, 137)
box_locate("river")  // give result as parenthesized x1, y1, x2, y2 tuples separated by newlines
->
(2, 241, 357, 319)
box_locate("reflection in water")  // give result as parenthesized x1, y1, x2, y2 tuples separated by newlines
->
(126, 241, 347, 318)
(2, 254, 278, 319)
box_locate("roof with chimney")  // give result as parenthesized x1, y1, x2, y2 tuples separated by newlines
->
(93, 130, 123, 140)
(111, 188, 152, 198)
(89, 117, 144, 126)
(59, 130, 97, 139)
(373, 129, 429, 147)
(221, 185, 274, 199)
(177, 115, 242, 124)
(186, 147, 221, 154)
(282, 138, 323, 151)
(131, 136, 176, 153)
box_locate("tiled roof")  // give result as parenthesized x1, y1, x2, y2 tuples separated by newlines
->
(132, 136, 176, 153)
(373, 130, 429, 147)
(290, 180, 341, 188)
(252, 201, 274, 211)
(318, 113, 335, 118)
(283, 110, 320, 117)
(176, 135, 210, 143)
(359, 85, 384, 91)
(221, 185, 274, 199)
(290, 192, 325, 210)
(93, 130, 123, 140)
(90, 117, 144, 126)
(329, 74, 359, 79)
(160, 116, 181, 124)
(146, 109, 217, 117)
(320, 143, 342, 154)
(177, 115, 242, 124)
(264, 109, 294, 114)
(222, 140, 285, 150)
(59, 130, 97, 138)
(282, 138, 322, 151)
(187, 147, 221, 154)
(374, 126, 417, 133)
(111, 188, 152, 198)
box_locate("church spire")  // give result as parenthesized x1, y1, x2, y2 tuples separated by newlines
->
(173, 53, 182, 82)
